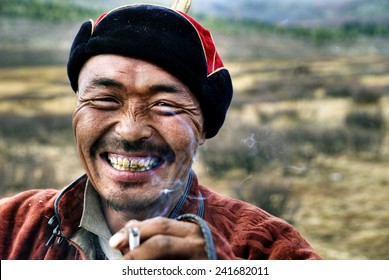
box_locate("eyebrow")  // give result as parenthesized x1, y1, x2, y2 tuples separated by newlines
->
(84, 78, 126, 92)
(150, 84, 186, 94)
(83, 78, 187, 95)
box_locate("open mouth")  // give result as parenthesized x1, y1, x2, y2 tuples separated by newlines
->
(106, 153, 162, 172)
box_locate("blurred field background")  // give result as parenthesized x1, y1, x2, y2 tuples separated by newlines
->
(1, 0, 389, 259)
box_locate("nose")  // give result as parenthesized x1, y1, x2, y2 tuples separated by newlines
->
(114, 111, 153, 142)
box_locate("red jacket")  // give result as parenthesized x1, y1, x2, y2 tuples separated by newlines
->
(0, 174, 321, 260)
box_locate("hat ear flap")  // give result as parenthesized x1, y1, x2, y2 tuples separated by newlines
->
(67, 21, 93, 92)
(202, 69, 233, 138)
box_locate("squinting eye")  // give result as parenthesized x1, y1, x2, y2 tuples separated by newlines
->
(153, 102, 178, 116)
(90, 96, 121, 110)
(157, 102, 172, 107)
(98, 97, 118, 103)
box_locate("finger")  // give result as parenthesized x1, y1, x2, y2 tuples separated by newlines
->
(134, 217, 201, 241)
(109, 217, 202, 254)
(124, 234, 207, 260)
(109, 227, 128, 249)
(109, 220, 140, 250)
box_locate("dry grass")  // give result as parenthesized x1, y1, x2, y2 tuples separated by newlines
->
(0, 66, 75, 114)
(290, 155, 389, 259)
(203, 54, 389, 260)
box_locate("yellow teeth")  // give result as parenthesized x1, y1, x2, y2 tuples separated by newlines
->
(107, 155, 157, 172)
(123, 158, 130, 168)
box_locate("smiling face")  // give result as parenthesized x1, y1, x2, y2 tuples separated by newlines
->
(73, 54, 206, 220)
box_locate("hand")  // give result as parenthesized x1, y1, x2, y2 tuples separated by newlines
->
(109, 217, 208, 259)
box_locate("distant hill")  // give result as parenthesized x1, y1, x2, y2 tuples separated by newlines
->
(1, 0, 388, 26)
(190, 0, 389, 27)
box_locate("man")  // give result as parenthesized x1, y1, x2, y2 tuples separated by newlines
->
(0, 2, 321, 260)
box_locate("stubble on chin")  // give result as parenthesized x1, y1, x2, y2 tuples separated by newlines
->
(102, 184, 175, 219)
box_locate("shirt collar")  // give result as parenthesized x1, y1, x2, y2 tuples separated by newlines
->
(78, 180, 123, 259)
(79, 179, 112, 240)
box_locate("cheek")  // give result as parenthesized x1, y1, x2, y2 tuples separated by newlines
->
(73, 108, 107, 149)
(158, 115, 203, 152)
(73, 111, 89, 144)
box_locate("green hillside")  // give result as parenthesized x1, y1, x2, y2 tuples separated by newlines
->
(0, 0, 102, 22)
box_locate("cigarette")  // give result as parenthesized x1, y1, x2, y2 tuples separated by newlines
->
(129, 227, 140, 250)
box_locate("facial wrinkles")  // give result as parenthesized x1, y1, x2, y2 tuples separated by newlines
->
(73, 89, 201, 175)
(125, 98, 152, 125)
(178, 105, 204, 138)
(149, 89, 205, 140)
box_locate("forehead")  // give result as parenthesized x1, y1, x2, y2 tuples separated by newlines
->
(78, 54, 185, 88)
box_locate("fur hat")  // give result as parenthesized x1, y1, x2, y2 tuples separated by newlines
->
(67, 4, 233, 138)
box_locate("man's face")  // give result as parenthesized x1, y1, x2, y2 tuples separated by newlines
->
(73, 54, 206, 217)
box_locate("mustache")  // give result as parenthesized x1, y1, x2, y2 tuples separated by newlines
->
(91, 137, 176, 163)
